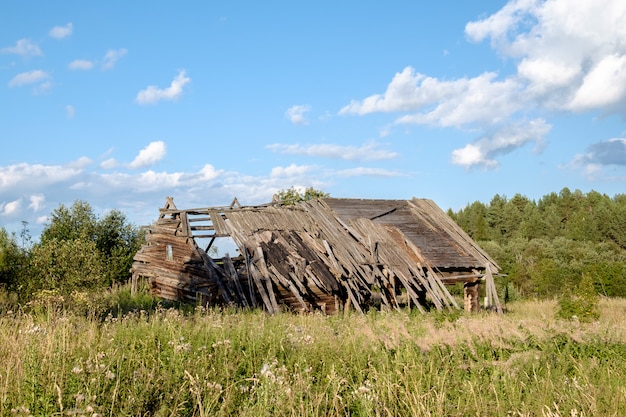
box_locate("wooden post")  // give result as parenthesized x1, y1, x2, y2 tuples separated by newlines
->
(463, 280, 480, 313)
(131, 273, 138, 296)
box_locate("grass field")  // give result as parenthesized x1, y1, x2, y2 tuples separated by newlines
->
(1, 290, 625, 416)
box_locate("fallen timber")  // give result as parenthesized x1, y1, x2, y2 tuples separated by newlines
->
(131, 197, 502, 314)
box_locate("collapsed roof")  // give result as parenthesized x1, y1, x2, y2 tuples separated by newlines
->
(131, 197, 501, 314)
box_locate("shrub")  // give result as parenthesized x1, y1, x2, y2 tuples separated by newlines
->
(557, 274, 599, 322)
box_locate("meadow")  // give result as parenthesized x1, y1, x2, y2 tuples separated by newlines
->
(1, 289, 625, 416)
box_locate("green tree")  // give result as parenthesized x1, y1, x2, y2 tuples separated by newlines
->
(27, 238, 104, 295)
(557, 273, 599, 322)
(41, 200, 97, 243)
(273, 187, 329, 205)
(31, 200, 144, 294)
(487, 194, 508, 242)
(0, 228, 26, 291)
(96, 210, 145, 286)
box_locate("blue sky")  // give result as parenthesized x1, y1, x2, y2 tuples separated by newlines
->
(2, 0, 626, 238)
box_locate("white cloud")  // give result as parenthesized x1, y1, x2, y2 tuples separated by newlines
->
(0, 162, 85, 193)
(49, 23, 73, 39)
(340, 0, 626, 169)
(568, 54, 626, 111)
(129, 141, 167, 168)
(102, 48, 127, 70)
(136, 70, 191, 104)
(198, 164, 222, 181)
(340, 67, 457, 115)
(100, 158, 118, 169)
(0, 199, 21, 216)
(29, 194, 45, 211)
(135, 170, 183, 191)
(68, 157, 93, 169)
(395, 72, 523, 128)
(66, 105, 76, 118)
(270, 164, 313, 178)
(340, 67, 523, 127)
(466, 0, 626, 112)
(8, 70, 50, 87)
(267, 141, 398, 161)
(285, 105, 311, 125)
(1, 39, 42, 57)
(451, 119, 551, 169)
(69, 59, 94, 70)
(465, 0, 540, 49)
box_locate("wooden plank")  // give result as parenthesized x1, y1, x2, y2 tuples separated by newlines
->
(209, 209, 229, 235)
(247, 260, 274, 314)
(198, 250, 232, 305)
(224, 254, 249, 308)
(255, 246, 280, 313)
(485, 264, 503, 314)
(268, 265, 308, 311)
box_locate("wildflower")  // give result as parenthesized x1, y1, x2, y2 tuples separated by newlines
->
(352, 380, 378, 402)
(206, 381, 223, 391)
(10, 405, 30, 414)
(105, 371, 115, 380)
(72, 366, 83, 375)
(211, 339, 231, 349)
(174, 343, 191, 353)
(260, 363, 275, 380)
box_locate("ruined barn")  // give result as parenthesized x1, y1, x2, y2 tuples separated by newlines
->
(130, 197, 501, 314)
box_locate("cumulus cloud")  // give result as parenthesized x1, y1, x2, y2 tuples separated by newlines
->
(568, 54, 626, 112)
(198, 164, 223, 181)
(29, 194, 45, 211)
(49, 23, 73, 39)
(466, 0, 626, 112)
(136, 70, 190, 104)
(8, 70, 50, 87)
(100, 158, 118, 169)
(1, 39, 42, 57)
(285, 105, 311, 125)
(451, 119, 551, 169)
(69, 59, 94, 70)
(0, 162, 85, 192)
(0, 199, 21, 216)
(129, 141, 167, 168)
(102, 48, 127, 70)
(270, 163, 313, 178)
(267, 141, 398, 161)
(340, 67, 524, 127)
(340, 0, 626, 169)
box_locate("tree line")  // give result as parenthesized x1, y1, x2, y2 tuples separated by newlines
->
(448, 188, 626, 299)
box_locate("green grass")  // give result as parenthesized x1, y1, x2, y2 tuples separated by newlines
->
(1, 289, 625, 416)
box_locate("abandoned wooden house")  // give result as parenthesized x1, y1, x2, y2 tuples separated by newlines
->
(130, 196, 502, 314)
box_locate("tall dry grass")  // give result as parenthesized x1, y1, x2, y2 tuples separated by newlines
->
(1, 297, 625, 416)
